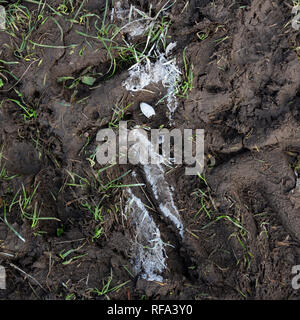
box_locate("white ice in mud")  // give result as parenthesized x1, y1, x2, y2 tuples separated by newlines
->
(123, 54, 181, 121)
(114, 1, 147, 37)
(0, 6, 6, 30)
(165, 42, 177, 56)
(115, 0, 181, 121)
(129, 129, 184, 238)
(140, 102, 156, 118)
(143, 164, 184, 239)
(126, 189, 166, 282)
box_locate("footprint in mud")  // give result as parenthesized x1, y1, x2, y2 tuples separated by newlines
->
(5, 142, 41, 176)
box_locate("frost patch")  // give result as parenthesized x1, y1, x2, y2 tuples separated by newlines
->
(114, 1, 148, 37)
(115, 0, 181, 122)
(0, 6, 5, 30)
(123, 53, 181, 121)
(126, 189, 166, 282)
(129, 129, 184, 238)
(144, 165, 184, 238)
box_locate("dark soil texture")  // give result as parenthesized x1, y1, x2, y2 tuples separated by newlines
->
(0, 0, 300, 300)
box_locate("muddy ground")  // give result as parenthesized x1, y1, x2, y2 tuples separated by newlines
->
(0, 0, 300, 300)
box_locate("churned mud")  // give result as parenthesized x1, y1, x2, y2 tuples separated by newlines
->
(0, 0, 300, 300)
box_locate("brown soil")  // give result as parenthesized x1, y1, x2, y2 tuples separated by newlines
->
(0, 0, 300, 300)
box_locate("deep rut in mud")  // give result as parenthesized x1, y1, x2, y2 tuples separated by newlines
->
(0, 0, 300, 300)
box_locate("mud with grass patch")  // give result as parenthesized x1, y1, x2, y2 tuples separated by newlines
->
(0, 0, 300, 300)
